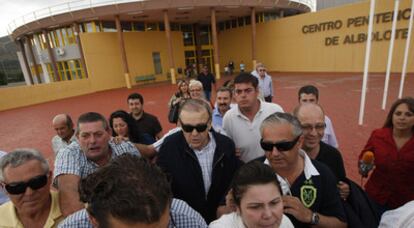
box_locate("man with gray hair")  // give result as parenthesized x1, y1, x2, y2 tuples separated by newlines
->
(157, 99, 241, 223)
(251, 63, 274, 102)
(54, 112, 140, 216)
(0, 149, 64, 227)
(51, 114, 76, 155)
(259, 112, 346, 228)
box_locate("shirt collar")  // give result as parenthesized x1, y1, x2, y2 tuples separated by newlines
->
(191, 132, 215, 153)
(264, 149, 320, 195)
(236, 99, 264, 117)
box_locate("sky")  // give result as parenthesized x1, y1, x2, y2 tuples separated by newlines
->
(0, 0, 65, 37)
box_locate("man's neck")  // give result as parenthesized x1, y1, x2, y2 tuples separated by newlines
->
(276, 155, 304, 185)
(303, 144, 320, 160)
(240, 100, 260, 121)
(62, 131, 75, 143)
(132, 111, 143, 120)
(18, 194, 52, 226)
(95, 147, 113, 167)
(218, 107, 230, 116)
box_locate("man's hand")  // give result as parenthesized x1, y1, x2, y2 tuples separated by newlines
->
(282, 195, 313, 223)
(337, 181, 350, 200)
(235, 148, 241, 158)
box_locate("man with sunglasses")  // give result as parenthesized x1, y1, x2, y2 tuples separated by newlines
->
(0, 149, 64, 227)
(223, 73, 284, 163)
(259, 112, 347, 228)
(294, 103, 349, 200)
(251, 63, 274, 102)
(157, 99, 241, 223)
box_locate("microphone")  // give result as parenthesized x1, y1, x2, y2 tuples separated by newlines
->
(359, 151, 375, 177)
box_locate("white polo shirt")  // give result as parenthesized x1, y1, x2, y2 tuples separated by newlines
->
(223, 99, 284, 162)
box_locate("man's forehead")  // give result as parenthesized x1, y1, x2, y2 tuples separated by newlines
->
(78, 121, 106, 132)
(217, 91, 231, 97)
(300, 93, 317, 99)
(180, 109, 209, 122)
(128, 98, 141, 104)
(235, 83, 254, 89)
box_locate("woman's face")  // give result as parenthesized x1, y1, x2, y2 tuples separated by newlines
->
(112, 117, 129, 137)
(180, 83, 189, 93)
(190, 86, 202, 99)
(392, 103, 414, 131)
(237, 183, 283, 228)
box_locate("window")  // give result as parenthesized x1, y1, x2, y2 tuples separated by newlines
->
(185, 51, 195, 58)
(231, 19, 237, 28)
(146, 23, 157, 31)
(218, 22, 225, 31)
(245, 16, 251, 25)
(152, 52, 162, 75)
(199, 25, 211, 45)
(121, 22, 132, 32)
(158, 22, 165, 31)
(238, 17, 244, 27)
(133, 22, 145, 31)
(102, 21, 116, 32)
(171, 23, 180, 31)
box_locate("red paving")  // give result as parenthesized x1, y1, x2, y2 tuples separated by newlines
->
(0, 72, 413, 184)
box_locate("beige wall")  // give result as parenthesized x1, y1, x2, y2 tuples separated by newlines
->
(0, 79, 92, 111)
(219, 0, 414, 73)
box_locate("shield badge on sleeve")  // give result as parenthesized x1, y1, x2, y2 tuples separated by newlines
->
(300, 185, 317, 208)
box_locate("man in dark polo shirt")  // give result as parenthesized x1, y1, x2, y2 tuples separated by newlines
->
(127, 93, 163, 143)
(259, 112, 347, 228)
(197, 65, 216, 102)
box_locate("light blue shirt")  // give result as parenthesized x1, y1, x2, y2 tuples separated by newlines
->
(0, 151, 10, 205)
(212, 108, 224, 130)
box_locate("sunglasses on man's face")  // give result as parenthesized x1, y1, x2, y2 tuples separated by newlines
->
(260, 135, 301, 152)
(4, 174, 48, 195)
(180, 120, 209, 133)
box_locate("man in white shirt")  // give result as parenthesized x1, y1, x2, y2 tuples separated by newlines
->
(251, 63, 274, 102)
(298, 85, 338, 148)
(51, 114, 76, 155)
(223, 73, 284, 162)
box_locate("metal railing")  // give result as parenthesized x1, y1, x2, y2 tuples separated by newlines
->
(8, 0, 316, 34)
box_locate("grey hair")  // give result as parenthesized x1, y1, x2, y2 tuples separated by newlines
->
(260, 112, 303, 138)
(179, 99, 212, 121)
(0, 148, 49, 182)
(189, 79, 203, 90)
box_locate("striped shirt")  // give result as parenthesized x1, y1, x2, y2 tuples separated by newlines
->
(192, 132, 216, 196)
(53, 140, 140, 186)
(57, 198, 208, 228)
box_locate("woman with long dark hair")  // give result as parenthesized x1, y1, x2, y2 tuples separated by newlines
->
(359, 97, 414, 215)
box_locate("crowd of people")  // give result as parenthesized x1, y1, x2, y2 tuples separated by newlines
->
(0, 63, 413, 228)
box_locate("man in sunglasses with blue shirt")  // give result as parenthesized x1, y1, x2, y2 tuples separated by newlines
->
(157, 99, 241, 223)
(258, 112, 347, 228)
(0, 149, 64, 227)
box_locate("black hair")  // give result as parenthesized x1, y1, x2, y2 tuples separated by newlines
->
(127, 93, 144, 105)
(298, 85, 319, 101)
(77, 112, 109, 131)
(231, 161, 281, 206)
(217, 86, 233, 98)
(79, 154, 172, 227)
(233, 73, 258, 88)
(383, 97, 414, 132)
(109, 110, 142, 143)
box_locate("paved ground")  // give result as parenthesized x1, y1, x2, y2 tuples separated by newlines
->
(0, 72, 413, 184)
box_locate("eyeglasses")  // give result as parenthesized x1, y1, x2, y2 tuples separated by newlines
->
(234, 88, 255, 95)
(259, 69, 266, 72)
(301, 123, 326, 132)
(4, 174, 48, 195)
(180, 120, 209, 133)
(260, 136, 301, 152)
(190, 88, 202, 92)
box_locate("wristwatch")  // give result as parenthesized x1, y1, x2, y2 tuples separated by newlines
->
(310, 212, 320, 225)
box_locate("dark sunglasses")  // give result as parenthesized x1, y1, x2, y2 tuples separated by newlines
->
(4, 174, 48, 195)
(260, 135, 301, 152)
(180, 120, 209, 133)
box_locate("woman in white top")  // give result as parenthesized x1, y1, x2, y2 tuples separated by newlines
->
(210, 161, 293, 228)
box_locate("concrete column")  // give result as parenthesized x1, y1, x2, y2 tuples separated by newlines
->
(73, 23, 89, 79)
(163, 10, 177, 84)
(16, 40, 33, 85)
(43, 29, 60, 81)
(211, 8, 220, 80)
(26, 36, 41, 83)
(33, 35, 50, 83)
(115, 15, 132, 88)
(251, 7, 257, 69)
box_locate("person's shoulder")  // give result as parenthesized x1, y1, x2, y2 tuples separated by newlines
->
(223, 106, 238, 118)
(0, 201, 15, 226)
(171, 199, 208, 227)
(51, 135, 60, 142)
(280, 214, 295, 228)
(58, 209, 92, 228)
(110, 141, 139, 155)
(319, 142, 341, 156)
(143, 112, 159, 121)
(262, 101, 284, 113)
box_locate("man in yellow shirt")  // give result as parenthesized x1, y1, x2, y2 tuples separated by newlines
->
(0, 149, 63, 228)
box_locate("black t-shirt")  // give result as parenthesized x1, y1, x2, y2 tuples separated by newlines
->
(287, 160, 347, 228)
(133, 112, 162, 142)
(315, 142, 347, 181)
(197, 73, 215, 91)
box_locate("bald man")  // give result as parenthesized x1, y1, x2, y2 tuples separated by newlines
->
(51, 114, 76, 155)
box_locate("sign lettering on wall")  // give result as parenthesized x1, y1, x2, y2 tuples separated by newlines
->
(301, 8, 412, 46)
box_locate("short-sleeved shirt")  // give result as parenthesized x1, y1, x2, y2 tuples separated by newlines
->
(223, 99, 284, 162)
(133, 112, 162, 141)
(267, 150, 346, 228)
(51, 134, 77, 155)
(53, 140, 140, 185)
(197, 73, 216, 92)
(57, 198, 208, 228)
(315, 141, 346, 181)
